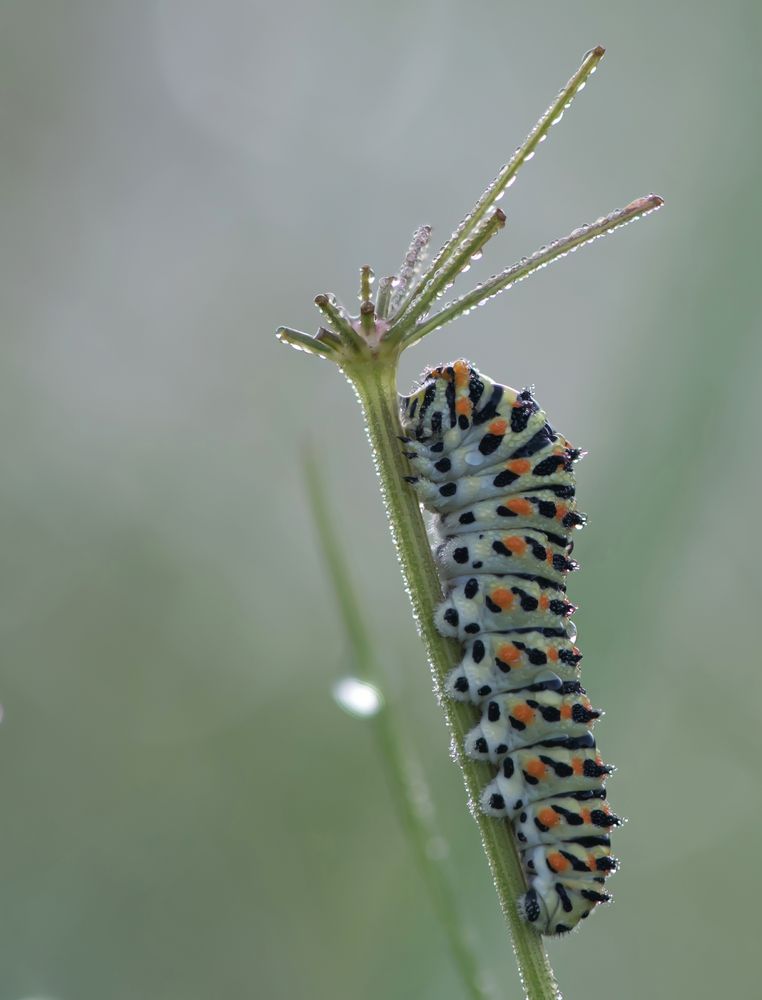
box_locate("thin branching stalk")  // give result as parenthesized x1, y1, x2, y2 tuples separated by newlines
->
(359, 266, 375, 337)
(277, 44, 663, 1000)
(390, 224, 433, 313)
(395, 208, 507, 334)
(375, 276, 395, 321)
(389, 46, 605, 328)
(314, 294, 365, 352)
(275, 325, 338, 359)
(304, 450, 489, 1000)
(401, 195, 663, 348)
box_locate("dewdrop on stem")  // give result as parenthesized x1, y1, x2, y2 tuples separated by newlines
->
(333, 677, 384, 718)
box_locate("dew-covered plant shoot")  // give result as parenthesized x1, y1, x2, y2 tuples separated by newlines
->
(277, 46, 662, 1000)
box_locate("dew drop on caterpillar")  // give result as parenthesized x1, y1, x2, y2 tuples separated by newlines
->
(400, 359, 619, 936)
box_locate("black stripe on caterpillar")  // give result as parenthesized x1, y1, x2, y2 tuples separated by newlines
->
(399, 359, 619, 936)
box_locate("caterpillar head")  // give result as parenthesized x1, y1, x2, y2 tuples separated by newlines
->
(399, 359, 482, 444)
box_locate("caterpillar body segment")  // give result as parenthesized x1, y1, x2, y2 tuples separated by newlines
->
(445, 632, 582, 704)
(464, 685, 601, 764)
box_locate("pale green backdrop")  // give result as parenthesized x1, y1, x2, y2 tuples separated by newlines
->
(1, 1, 760, 998)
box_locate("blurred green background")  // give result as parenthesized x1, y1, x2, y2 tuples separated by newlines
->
(1, 1, 760, 998)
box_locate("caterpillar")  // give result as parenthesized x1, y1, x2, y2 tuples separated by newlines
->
(399, 359, 619, 936)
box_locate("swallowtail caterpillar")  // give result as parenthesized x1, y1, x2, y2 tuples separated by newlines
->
(400, 360, 618, 933)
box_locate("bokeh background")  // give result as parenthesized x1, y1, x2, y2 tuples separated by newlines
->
(2, 2, 760, 998)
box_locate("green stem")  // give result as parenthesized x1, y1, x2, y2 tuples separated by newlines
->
(390, 225, 433, 315)
(376, 276, 394, 320)
(403, 194, 664, 348)
(304, 450, 488, 1000)
(345, 355, 561, 1000)
(314, 294, 366, 353)
(360, 266, 375, 336)
(388, 209, 506, 346)
(391, 46, 606, 326)
(276, 326, 338, 359)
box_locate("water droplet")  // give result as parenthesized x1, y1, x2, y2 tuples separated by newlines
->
(471, 251, 483, 261)
(332, 677, 383, 718)
(524, 150, 535, 161)
(506, 176, 517, 188)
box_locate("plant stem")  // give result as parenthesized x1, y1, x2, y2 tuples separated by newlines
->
(388, 209, 506, 345)
(304, 450, 488, 1000)
(376, 276, 394, 320)
(315, 294, 366, 352)
(391, 46, 606, 326)
(345, 355, 562, 1000)
(275, 326, 338, 359)
(390, 225, 433, 315)
(403, 194, 663, 348)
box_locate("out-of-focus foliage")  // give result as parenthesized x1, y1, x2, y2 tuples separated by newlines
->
(1, 2, 759, 998)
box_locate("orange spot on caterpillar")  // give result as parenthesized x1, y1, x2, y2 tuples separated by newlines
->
(512, 703, 536, 725)
(547, 852, 570, 873)
(525, 758, 547, 780)
(547, 647, 559, 662)
(560, 704, 573, 720)
(456, 398, 472, 416)
(491, 588, 515, 610)
(496, 642, 520, 664)
(507, 459, 531, 474)
(538, 807, 561, 828)
(507, 498, 533, 516)
(580, 808, 592, 824)
(571, 757, 584, 775)
(489, 418, 508, 435)
(503, 536, 527, 556)
(556, 505, 568, 521)
(539, 594, 550, 610)
(453, 360, 470, 387)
